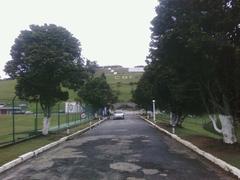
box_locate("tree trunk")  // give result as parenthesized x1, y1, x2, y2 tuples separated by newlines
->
(209, 114, 237, 144)
(219, 114, 237, 144)
(42, 105, 51, 135)
(42, 116, 51, 135)
(209, 114, 222, 133)
(170, 112, 178, 127)
(170, 112, 185, 127)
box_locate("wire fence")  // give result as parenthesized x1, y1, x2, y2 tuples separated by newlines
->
(0, 98, 94, 147)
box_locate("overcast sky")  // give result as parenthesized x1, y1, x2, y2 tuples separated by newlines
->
(0, 0, 158, 78)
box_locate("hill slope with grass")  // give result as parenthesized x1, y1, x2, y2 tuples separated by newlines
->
(0, 66, 143, 102)
(0, 80, 78, 101)
(0, 80, 16, 100)
(96, 66, 143, 102)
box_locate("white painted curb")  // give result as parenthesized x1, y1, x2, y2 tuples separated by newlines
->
(0, 118, 107, 174)
(140, 116, 240, 179)
(19, 152, 34, 161)
(0, 158, 22, 173)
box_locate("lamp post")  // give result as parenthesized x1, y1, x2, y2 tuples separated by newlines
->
(152, 99, 156, 123)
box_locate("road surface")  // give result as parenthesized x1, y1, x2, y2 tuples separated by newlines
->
(0, 114, 236, 180)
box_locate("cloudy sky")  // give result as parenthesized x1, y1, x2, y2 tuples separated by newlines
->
(0, 0, 158, 78)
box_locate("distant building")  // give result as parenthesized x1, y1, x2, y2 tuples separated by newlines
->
(103, 65, 122, 68)
(65, 102, 83, 114)
(0, 106, 24, 115)
(128, 67, 144, 72)
(134, 65, 144, 68)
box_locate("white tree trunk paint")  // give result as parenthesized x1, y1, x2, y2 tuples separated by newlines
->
(209, 114, 237, 144)
(42, 117, 51, 135)
(218, 115, 237, 144)
(170, 112, 178, 127)
(208, 114, 222, 134)
(170, 112, 174, 126)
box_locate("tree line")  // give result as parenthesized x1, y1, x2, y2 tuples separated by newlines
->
(4, 24, 117, 135)
(133, 0, 240, 144)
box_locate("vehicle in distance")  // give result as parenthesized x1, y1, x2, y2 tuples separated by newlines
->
(113, 110, 124, 120)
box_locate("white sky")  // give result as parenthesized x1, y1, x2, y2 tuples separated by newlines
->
(0, 0, 158, 78)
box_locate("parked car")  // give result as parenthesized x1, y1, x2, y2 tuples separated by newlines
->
(113, 110, 124, 120)
(25, 111, 33, 114)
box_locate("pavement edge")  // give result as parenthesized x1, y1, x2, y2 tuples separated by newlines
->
(140, 116, 240, 179)
(0, 119, 106, 174)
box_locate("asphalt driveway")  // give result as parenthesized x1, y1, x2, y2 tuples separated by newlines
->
(0, 114, 236, 180)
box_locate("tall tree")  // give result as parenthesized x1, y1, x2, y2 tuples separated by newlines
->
(147, 0, 240, 143)
(78, 74, 117, 113)
(146, 0, 205, 126)
(132, 67, 153, 112)
(4, 24, 86, 135)
(85, 59, 98, 77)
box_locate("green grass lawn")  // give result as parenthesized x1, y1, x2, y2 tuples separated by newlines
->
(0, 119, 98, 166)
(156, 114, 222, 139)
(0, 113, 90, 145)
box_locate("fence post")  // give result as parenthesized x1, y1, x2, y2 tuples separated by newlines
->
(75, 111, 77, 124)
(79, 111, 81, 123)
(35, 101, 38, 133)
(67, 110, 70, 127)
(58, 103, 60, 129)
(12, 96, 16, 143)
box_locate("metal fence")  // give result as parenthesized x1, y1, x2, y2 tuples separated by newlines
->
(0, 98, 94, 147)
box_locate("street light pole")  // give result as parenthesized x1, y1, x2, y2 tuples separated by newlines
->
(152, 99, 156, 123)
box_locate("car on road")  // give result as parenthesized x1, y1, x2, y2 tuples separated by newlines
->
(113, 110, 124, 120)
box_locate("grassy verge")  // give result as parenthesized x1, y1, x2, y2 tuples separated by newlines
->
(0, 113, 89, 144)
(0, 119, 98, 166)
(153, 113, 240, 168)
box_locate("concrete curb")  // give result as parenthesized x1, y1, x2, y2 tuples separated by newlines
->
(140, 116, 240, 179)
(0, 119, 106, 174)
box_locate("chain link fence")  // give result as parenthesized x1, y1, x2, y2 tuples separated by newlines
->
(0, 98, 94, 147)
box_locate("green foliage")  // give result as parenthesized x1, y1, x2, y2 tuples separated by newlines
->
(136, 0, 240, 125)
(132, 71, 153, 110)
(78, 74, 117, 111)
(4, 24, 86, 116)
(85, 59, 98, 77)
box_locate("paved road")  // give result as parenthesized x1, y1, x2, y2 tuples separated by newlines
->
(0, 114, 236, 180)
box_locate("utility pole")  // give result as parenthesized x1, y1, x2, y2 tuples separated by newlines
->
(152, 99, 156, 123)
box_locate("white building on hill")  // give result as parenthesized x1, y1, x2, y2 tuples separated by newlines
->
(128, 67, 144, 72)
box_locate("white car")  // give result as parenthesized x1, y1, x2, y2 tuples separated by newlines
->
(113, 110, 125, 120)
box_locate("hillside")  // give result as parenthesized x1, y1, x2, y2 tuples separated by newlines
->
(0, 80, 16, 100)
(0, 66, 143, 102)
(0, 80, 78, 101)
(96, 66, 143, 102)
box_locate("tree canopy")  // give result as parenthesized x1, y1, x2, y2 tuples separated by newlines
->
(78, 74, 117, 112)
(134, 0, 240, 142)
(4, 24, 87, 134)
